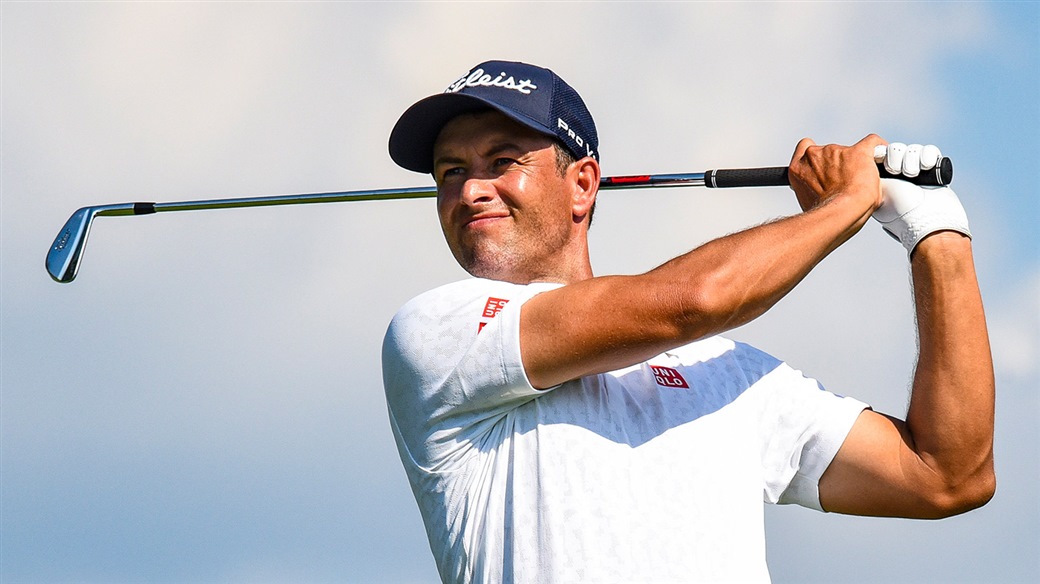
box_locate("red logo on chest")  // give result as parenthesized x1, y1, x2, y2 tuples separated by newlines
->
(651, 365, 690, 388)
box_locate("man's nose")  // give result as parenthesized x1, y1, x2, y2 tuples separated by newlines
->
(460, 176, 497, 206)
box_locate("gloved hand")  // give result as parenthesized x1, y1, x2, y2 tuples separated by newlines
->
(871, 143, 971, 256)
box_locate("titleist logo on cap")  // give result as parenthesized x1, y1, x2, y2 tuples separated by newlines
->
(446, 68, 538, 95)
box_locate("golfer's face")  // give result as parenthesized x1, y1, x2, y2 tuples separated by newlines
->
(432, 111, 575, 283)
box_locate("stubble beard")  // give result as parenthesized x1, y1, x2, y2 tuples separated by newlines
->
(451, 216, 573, 284)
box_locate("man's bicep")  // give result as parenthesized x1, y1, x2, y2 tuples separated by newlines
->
(818, 409, 954, 518)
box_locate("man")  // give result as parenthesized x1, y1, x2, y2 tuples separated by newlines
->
(381, 60, 994, 583)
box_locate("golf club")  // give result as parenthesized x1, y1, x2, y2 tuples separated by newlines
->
(46, 158, 953, 283)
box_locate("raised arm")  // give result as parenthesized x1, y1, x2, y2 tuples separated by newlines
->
(818, 199, 995, 518)
(521, 135, 887, 389)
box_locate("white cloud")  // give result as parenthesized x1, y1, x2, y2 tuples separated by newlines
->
(989, 270, 1040, 381)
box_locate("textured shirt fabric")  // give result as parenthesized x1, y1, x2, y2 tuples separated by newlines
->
(382, 278, 868, 584)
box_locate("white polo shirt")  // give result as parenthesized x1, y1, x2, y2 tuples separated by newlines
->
(382, 278, 867, 583)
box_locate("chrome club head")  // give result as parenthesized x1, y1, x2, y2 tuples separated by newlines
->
(46, 203, 147, 283)
(46, 206, 99, 283)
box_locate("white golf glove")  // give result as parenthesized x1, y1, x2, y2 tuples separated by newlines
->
(871, 143, 971, 255)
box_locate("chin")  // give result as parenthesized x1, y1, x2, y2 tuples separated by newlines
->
(462, 259, 532, 284)
(464, 262, 513, 282)
(457, 245, 520, 281)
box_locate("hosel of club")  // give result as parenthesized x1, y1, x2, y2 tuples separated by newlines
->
(45, 159, 952, 283)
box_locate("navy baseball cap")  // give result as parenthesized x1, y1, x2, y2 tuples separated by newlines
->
(389, 60, 599, 174)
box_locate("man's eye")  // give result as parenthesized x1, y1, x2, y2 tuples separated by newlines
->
(440, 167, 465, 180)
(494, 158, 517, 168)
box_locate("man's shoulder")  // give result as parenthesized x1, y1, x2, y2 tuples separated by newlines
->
(392, 278, 562, 323)
(399, 278, 511, 309)
(383, 279, 561, 354)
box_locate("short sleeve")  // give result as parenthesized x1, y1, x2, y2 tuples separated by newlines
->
(382, 279, 562, 464)
(737, 344, 869, 511)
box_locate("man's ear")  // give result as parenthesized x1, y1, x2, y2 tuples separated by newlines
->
(571, 157, 600, 224)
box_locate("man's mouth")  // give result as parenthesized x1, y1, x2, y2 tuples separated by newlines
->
(463, 212, 509, 229)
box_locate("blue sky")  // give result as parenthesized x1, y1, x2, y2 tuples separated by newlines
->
(2, 2, 1037, 582)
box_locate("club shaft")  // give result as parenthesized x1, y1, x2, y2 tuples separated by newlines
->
(140, 186, 440, 215)
(82, 156, 956, 218)
(45, 175, 701, 284)
(110, 175, 710, 218)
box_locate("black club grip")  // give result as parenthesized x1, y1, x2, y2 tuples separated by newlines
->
(705, 157, 954, 188)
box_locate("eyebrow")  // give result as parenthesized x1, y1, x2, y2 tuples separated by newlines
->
(433, 141, 528, 170)
(485, 142, 526, 158)
(432, 154, 466, 169)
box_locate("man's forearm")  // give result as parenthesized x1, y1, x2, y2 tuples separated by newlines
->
(905, 232, 995, 512)
(657, 188, 874, 339)
(522, 191, 872, 389)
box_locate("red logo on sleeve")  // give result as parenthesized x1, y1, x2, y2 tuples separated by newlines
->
(651, 365, 690, 388)
(478, 297, 510, 333)
(483, 297, 509, 318)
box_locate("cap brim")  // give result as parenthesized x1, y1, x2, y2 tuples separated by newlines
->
(388, 93, 553, 174)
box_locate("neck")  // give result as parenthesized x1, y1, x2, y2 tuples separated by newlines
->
(470, 236, 594, 285)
